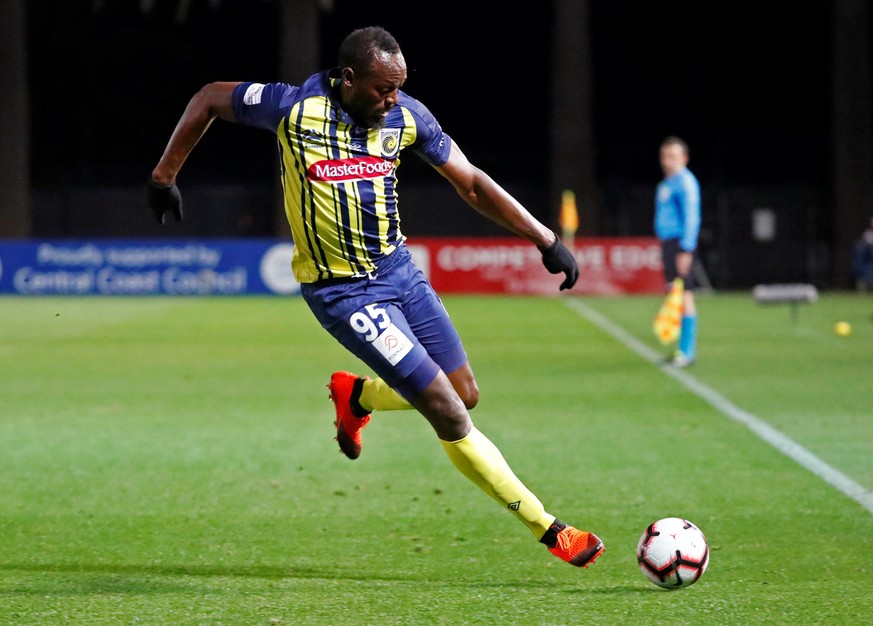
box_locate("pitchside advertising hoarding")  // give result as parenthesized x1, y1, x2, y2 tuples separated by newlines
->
(0, 237, 662, 296)
(0, 240, 300, 296)
(411, 237, 662, 295)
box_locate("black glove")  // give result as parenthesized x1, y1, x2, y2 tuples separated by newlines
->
(539, 236, 579, 291)
(147, 178, 183, 224)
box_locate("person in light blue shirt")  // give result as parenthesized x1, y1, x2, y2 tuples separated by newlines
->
(655, 136, 701, 366)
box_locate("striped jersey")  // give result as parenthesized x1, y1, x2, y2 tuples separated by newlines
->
(654, 167, 701, 252)
(232, 70, 452, 283)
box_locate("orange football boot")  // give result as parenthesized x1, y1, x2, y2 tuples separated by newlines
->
(548, 525, 605, 568)
(327, 371, 371, 460)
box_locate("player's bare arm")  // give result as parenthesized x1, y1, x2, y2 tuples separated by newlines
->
(435, 142, 556, 249)
(435, 141, 578, 290)
(151, 81, 241, 185)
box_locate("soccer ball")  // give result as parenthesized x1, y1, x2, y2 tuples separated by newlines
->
(636, 517, 709, 589)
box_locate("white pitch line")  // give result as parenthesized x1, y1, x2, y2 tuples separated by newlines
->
(564, 297, 873, 515)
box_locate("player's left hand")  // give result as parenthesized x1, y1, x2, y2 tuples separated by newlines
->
(147, 178, 183, 224)
(539, 236, 579, 291)
(676, 251, 693, 277)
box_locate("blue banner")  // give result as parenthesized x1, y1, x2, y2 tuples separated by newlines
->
(0, 239, 300, 296)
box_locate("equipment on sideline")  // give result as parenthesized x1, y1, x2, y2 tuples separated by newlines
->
(752, 283, 818, 323)
(653, 278, 684, 344)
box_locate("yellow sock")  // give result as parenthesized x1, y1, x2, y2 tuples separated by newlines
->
(441, 427, 555, 539)
(359, 377, 413, 412)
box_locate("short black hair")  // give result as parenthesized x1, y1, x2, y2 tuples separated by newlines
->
(338, 26, 401, 74)
(661, 135, 689, 156)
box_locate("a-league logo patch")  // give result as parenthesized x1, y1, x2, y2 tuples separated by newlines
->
(243, 83, 265, 105)
(379, 128, 401, 158)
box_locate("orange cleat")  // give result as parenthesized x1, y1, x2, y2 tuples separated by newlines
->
(548, 525, 605, 568)
(327, 371, 371, 460)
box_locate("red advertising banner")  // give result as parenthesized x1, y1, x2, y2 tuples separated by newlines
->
(406, 237, 663, 295)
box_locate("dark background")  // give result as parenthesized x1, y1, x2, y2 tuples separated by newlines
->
(17, 0, 871, 288)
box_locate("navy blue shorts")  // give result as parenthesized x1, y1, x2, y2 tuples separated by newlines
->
(300, 245, 468, 401)
(661, 238, 697, 291)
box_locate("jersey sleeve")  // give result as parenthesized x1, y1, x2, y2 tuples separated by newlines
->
(678, 175, 701, 252)
(232, 82, 298, 133)
(401, 94, 452, 166)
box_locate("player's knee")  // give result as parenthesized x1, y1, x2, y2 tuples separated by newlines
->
(460, 384, 480, 410)
(451, 377, 479, 410)
(447, 366, 479, 410)
(414, 391, 472, 441)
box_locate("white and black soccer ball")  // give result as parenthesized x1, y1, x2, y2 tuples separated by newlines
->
(637, 517, 709, 589)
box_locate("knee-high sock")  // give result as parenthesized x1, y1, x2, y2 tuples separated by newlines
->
(441, 427, 555, 539)
(359, 377, 413, 412)
(679, 314, 698, 360)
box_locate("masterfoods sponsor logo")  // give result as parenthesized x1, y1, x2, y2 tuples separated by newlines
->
(308, 156, 394, 182)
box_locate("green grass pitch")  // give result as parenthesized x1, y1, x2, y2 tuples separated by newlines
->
(1, 293, 872, 625)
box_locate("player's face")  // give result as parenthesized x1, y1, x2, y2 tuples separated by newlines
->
(342, 51, 407, 128)
(659, 144, 688, 177)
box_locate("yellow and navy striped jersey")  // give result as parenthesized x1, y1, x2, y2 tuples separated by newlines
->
(232, 71, 452, 283)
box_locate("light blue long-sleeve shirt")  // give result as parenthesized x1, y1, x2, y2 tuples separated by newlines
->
(655, 168, 701, 252)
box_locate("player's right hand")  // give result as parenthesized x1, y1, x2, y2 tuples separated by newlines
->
(147, 178, 183, 224)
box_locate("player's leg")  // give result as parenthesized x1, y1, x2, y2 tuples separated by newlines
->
(661, 238, 697, 366)
(342, 268, 481, 415)
(660, 238, 680, 290)
(329, 358, 477, 421)
(301, 272, 426, 458)
(391, 260, 602, 567)
(359, 376, 412, 411)
(675, 251, 698, 365)
(316, 298, 433, 459)
(410, 369, 603, 567)
(354, 358, 477, 412)
(678, 289, 698, 363)
(302, 248, 468, 459)
(304, 253, 604, 566)
(445, 361, 479, 410)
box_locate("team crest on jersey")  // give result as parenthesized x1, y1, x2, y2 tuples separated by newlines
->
(379, 128, 401, 158)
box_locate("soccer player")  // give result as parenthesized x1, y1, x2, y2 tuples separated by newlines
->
(655, 136, 701, 367)
(147, 26, 603, 569)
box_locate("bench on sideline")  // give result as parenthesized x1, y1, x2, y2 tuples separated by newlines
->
(752, 283, 818, 322)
